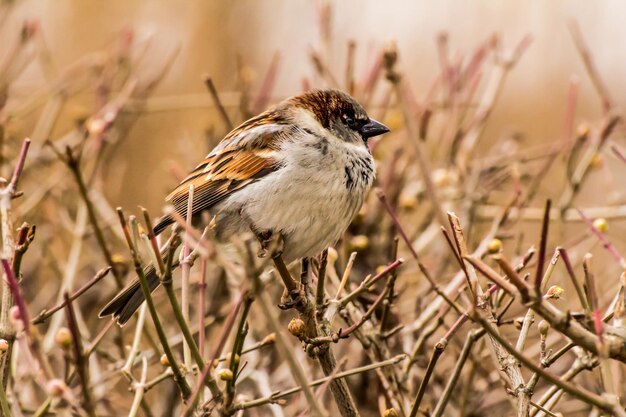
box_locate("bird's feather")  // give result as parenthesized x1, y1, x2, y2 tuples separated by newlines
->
(153, 119, 294, 234)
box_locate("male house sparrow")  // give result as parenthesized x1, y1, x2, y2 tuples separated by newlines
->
(100, 89, 389, 325)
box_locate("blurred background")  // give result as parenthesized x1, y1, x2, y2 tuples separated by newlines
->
(3, 0, 625, 210)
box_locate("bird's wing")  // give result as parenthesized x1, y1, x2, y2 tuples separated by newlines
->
(153, 115, 296, 235)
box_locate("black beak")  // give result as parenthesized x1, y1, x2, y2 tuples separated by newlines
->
(360, 118, 390, 139)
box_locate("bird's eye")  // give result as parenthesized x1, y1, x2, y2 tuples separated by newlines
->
(343, 114, 358, 129)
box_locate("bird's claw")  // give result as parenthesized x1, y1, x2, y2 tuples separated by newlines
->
(253, 229, 284, 259)
(278, 286, 307, 310)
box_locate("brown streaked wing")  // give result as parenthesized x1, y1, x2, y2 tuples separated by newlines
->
(220, 108, 287, 143)
(152, 124, 287, 235)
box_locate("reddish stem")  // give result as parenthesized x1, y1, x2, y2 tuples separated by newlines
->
(9, 138, 31, 191)
(1, 259, 29, 333)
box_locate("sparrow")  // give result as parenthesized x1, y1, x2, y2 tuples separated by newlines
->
(100, 89, 389, 325)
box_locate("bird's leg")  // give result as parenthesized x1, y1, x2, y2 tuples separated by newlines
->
(250, 226, 305, 310)
(272, 241, 306, 311)
(269, 237, 306, 310)
(282, 257, 310, 310)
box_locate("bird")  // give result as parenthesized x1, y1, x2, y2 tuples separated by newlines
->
(99, 89, 389, 325)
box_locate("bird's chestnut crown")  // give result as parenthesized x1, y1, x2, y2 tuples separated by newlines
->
(289, 89, 389, 141)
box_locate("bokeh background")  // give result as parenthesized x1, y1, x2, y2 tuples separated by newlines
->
(4, 0, 626, 210)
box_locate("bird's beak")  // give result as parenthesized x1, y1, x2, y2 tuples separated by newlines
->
(360, 118, 390, 139)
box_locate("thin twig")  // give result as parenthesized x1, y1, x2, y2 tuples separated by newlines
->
(159, 235, 221, 397)
(0, 373, 11, 417)
(32, 267, 112, 324)
(128, 357, 149, 417)
(203, 75, 233, 130)
(117, 208, 191, 399)
(63, 292, 96, 417)
(558, 247, 590, 313)
(182, 292, 247, 416)
(475, 314, 624, 416)
(315, 249, 329, 312)
(568, 21, 614, 113)
(64, 146, 123, 287)
(181, 184, 194, 373)
(432, 329, 485, 417)
(408, 315, 467, 417)
(250, 268, 330, 416)
(0, 138, 31, 386)
(230, 355, 405, 411)
(534, 199, 551, 295)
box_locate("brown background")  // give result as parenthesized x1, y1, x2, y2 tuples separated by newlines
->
(3, 0, 624, 213)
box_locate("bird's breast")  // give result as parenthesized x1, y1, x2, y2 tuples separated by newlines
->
(213, 132, 375, 261)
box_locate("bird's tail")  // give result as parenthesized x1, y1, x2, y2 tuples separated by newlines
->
(98, 264, 161, 325)
(99, 240, 177, 326)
